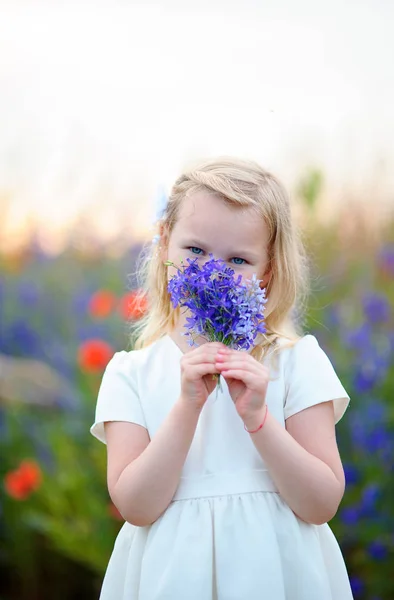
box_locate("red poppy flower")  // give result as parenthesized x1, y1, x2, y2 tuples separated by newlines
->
(78, 339, 114, 372)
(4, 459, 42, 500)
(88, 290, 116, 319)
(119, 290, 148, 320)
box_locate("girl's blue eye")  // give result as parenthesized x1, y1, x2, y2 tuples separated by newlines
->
(189, 247, 204, 255)
(188, 247, 246, 264)
(231, 257, 246, 265)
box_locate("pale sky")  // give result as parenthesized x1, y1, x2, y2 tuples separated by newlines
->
(0, 0, 393, 249)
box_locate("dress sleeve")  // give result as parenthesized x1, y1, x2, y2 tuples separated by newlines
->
(90, 350, 147, 444)
(283, 335, 350, 423)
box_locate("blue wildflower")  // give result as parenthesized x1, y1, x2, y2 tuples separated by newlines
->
(352, 352, 389, 394)
(340, 506, 361, 526)
(365, 425, 391, 455)
(343, 463, 360, 485)
(72, 289, 94, 314)
(350, 575, 364, 597)
(367, 540, 388, 561)
(167, 255, 267, 350)
(362, 292, 391, 323)
(343, 322, 373, 350)
(4, 320, 41, 357)
(365, 399, 387, 423)
(348, 412, 368, 449)
(360, 483, 381, 515)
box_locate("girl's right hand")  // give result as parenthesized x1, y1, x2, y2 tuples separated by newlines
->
(180, 342, 226, 410)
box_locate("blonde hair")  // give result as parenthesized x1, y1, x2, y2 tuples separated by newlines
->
(131, 156, 311, 362)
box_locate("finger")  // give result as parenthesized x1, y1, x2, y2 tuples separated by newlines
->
(216, 353, 254, 364)
(216, 350, 254, 366)
(216, 357, 262, 376)
(219, 368, 257, 386)
(217, 348, 255, 360)
(183, 344, 226, 364)
(186, 363, 220, 379)
(184, 350, 222, 366)
(217, 347, 244, 356)
(216, 352, 268, 373)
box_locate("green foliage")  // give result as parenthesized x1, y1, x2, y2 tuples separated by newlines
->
(297, 168, 324, 211)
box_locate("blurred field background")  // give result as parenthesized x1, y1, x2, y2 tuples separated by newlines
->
(1, 1, 394, 599)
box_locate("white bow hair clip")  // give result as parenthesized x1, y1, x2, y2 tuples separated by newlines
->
(152, 185, 169, 245)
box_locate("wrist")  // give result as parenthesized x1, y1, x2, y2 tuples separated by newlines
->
(176, 396, 203, 420)
(242, 405, 267, 432)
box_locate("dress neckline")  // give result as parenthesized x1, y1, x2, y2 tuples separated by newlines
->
(165, 333, 186, 356)
(164, 333, 211, 356)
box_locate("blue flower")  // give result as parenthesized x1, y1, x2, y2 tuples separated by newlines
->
(3, 320, 42, 357)
(360, 483, 381, 515)
(343, 322, 373, 350)
(72, 289, 94, 315)
(348, 412, 367, 448)
(367, 540, 387, 561)
(340, 506, 361, 526)
(365, 399, 387, 423)
(362, 292, 391, 324)
(353, 366, 377, 394)
(350, 575, 364, 597)
(365, 426, 391, 454)
(352, 352, 389, 394)
(167, 255, 267, 350)
(343, 463, 360, 485)
(349, 407, 392, 461)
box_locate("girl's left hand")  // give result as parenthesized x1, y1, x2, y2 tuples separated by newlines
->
(215, 348, 269, 428)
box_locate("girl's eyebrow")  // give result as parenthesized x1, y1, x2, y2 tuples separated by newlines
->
(181, 238, 206, 247)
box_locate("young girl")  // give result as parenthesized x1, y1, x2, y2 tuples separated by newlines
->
(91, 157, 354, 599)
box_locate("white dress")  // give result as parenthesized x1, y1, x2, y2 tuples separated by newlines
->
(90, 334, 354, 600)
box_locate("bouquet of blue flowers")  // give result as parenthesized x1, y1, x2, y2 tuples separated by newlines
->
(166, 255, 268, 388)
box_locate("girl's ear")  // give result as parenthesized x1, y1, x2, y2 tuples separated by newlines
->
(260, 251, 273, 289)
(260, 266, 273, 290)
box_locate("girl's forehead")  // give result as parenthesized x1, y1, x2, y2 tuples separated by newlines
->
(175, 191, 268, 244)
